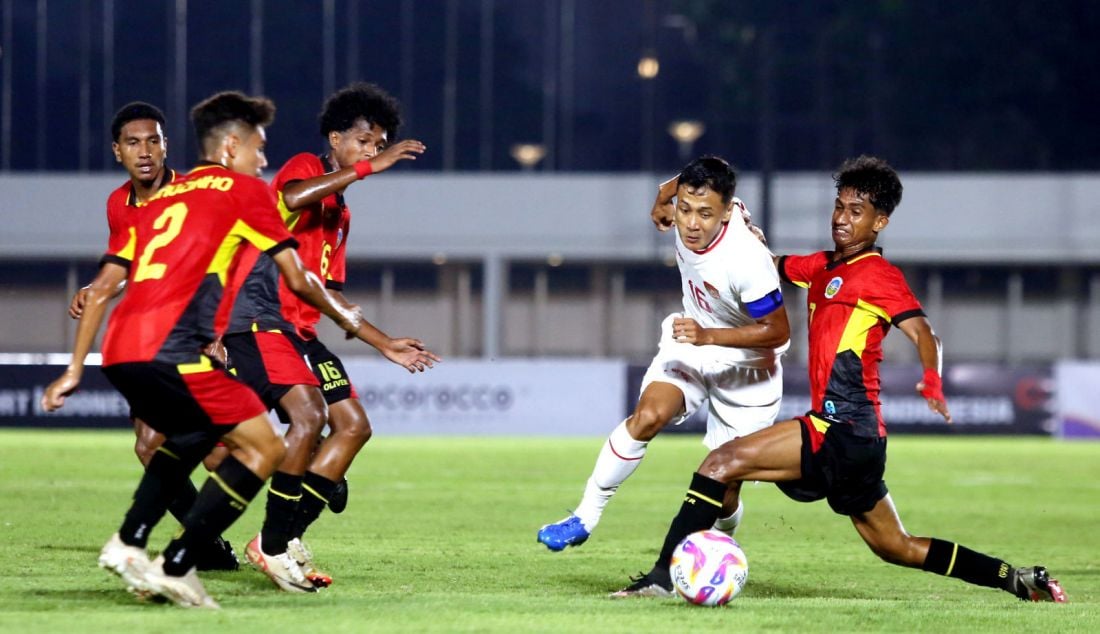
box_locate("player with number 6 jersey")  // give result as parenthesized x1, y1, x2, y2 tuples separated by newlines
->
(538, 156, 790, 554)
(236, 82, 437, 591)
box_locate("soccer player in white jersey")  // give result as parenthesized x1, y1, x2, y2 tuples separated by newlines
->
(538, 156, 791, 551)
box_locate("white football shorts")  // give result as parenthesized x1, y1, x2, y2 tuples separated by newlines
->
(640, 314, 783, 449)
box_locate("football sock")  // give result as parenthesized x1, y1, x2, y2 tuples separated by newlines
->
(292, 471, 338, 539)
(712, 500, 744, 535)
(165, 479, 200, 525)
(161, 456, 263, 576)
(573, 421, 648, 531)
(119, 445, 199, 548)
(922, 538, 1018, 594)
(260, 471, 303, 556)
(653, 472, 727, 577)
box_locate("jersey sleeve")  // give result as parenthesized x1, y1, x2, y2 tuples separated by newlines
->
(326, 215, 349, 290)
(729, 236, 784, 319)
(272, 153, 322, 193)
(233, 177, 297, 255)
(863, 262, 925, 325)
(778, 252, 828, 288)
(273, 153, 323, 226)
(100, 191, 136, 268)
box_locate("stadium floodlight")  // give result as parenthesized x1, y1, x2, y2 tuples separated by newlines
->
(668, 119, 705, 160)
(637, 54, 660, 79)
(510, 143, 547, 170)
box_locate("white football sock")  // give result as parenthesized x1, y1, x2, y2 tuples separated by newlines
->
(572, 421, 648, 531)
(713, 499, 744, 536)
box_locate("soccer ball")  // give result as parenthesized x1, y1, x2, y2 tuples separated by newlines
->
(669, 529, 749, 606)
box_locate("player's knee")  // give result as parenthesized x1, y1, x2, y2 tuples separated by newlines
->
(699, 446, 736, 483)
(285, 396, 327, 439)
(133, 439, 156, 467)
(699, 441, 750, 483)
(332, 403, 372, 445)
(262, 434, 288, 467)
(627, 406, 668, 440)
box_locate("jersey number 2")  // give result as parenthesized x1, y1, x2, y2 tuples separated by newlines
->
(134, 202, 189, 282)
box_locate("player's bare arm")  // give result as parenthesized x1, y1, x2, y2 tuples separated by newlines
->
(672, 305, 790, 349)
(329, 288, 440, 373)
(651, 175, 678, 231)
(280, 139, 426, 212)
(68, 278, 128, 319)
(272, 248, 363, 334)
(897, 314, 953, 423)
(43, 262, 129, 411)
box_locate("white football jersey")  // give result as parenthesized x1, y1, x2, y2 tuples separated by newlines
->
(673, 198, 790, 366)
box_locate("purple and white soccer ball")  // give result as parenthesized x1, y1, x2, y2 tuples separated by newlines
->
(669, 529, 749, 607)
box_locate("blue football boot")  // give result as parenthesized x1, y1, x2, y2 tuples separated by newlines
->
(537, 515, 590, 551)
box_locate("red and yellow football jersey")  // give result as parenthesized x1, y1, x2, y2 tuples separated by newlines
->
(780, 250, 925, 437)
(271, 153, 350, 339)
(101, 169, 178, 265)
(101, 164, 296, 367)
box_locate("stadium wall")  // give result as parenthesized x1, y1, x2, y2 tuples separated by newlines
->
(2, 358, 1074, 437)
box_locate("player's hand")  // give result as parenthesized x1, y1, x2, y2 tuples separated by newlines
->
(369, 139, 426, 174)
(381, 338, 441, 373)
(651, 199, 675, 232)
(202, 337, 229, 367)
(916, 377, 953, 424)
(672, 317, 709, 346)
(41, 368, 82, 412)
(68, 286, 91, 319)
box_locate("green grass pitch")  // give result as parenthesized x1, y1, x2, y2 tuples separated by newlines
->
(0, 430, 1096, 632)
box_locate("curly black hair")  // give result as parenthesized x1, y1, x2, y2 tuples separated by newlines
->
(834, 155, 903, 216)
(190, 91, 276, 150)
(319, 82, 402, 139)
(110, 102, 166, 142)
(677, 155, 737, 204)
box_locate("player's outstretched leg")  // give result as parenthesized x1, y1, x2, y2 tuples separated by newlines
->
(853, 496, 1068, 603)
(540, 383, 684, 551)
(539, 418, 649, 550)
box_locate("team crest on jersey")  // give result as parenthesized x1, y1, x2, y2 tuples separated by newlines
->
(703, 281, 720, 299)
(824, 276, 843, 299)
(335, 228, 344, 248)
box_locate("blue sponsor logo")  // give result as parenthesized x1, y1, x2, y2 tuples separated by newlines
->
(824, 400, 836, 414)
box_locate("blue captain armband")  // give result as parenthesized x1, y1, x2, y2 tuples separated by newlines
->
(745, 289, 784, 319)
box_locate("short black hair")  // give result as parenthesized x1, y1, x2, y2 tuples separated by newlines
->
(834, 155, 903, 216)
(319, 82, 402, 139)
(110, 102, 166, 142)
(190, 91, 276, 150)
(677, 155, 737, 205)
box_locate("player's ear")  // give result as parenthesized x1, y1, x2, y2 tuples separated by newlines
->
(161, 136, 168, 158)
(328, 130, 341, 150)
(225, 133, 240, 159)
(111, 142, 122, 163)
(873, 212, 890, 233)
(721, 200, 735, 223)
